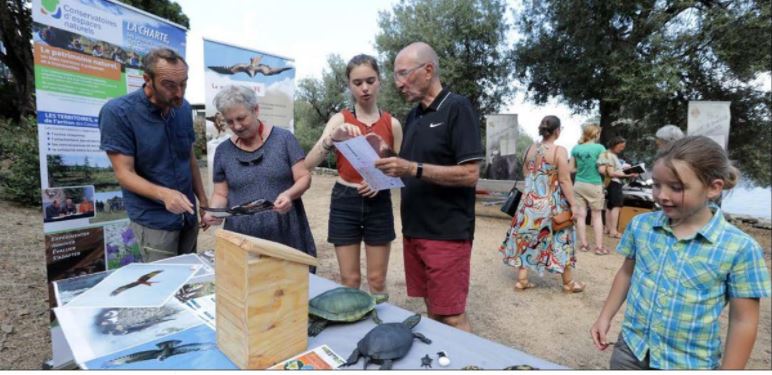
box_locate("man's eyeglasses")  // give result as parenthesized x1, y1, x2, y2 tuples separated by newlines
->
(393, 63, 427, 81)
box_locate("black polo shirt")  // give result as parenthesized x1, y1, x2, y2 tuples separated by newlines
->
(399, 88, 484, 240)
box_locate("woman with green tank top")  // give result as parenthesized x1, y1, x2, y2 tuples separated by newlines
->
(570, 124, 607, 255)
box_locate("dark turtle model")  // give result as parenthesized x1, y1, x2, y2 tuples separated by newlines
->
(308, 287, 388, 336)
(342, 313, 431, 370)
(503, 364, 538, 370)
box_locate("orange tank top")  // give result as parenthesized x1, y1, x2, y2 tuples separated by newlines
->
(335, 109, 394, 184)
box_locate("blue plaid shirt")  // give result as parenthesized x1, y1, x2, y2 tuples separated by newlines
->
(617, 207, 771, 369)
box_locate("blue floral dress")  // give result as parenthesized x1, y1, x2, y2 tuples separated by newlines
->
(499, 144, 576, 275)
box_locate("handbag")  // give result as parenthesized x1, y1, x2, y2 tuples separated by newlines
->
(544, 146, 574, 231)
(552, 210, 573, 231)
(500, 187, 522, 216)
(499, 144, 534, 217)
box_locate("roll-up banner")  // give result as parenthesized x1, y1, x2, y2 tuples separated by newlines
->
(31, 0, 187, 367)
(687, 101, 731, 150)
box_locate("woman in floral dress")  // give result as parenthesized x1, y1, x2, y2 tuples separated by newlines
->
(499, 115, 585, 293)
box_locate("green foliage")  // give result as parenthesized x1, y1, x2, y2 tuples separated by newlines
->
(516, 132, 535, 157)
(120, 0, 190, 28)
(0, 116, 41, 206)
(0, 0, 35, 119)
(296, 54, 349, 128)
(293, 54, 349, 170)
(294, 100, 337, 169)
(513, 0, 771, 186)
(375, 0, 516, 125)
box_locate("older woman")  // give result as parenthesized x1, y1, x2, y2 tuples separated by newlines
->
(202, 85, 316, 260)
(654, 124, 684, 150)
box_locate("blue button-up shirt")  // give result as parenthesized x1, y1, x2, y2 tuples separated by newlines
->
(99, 87, 196, 231)
(617, 207, 771, 369)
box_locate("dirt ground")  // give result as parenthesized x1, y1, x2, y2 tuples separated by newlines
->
(1, 171, 770, 369)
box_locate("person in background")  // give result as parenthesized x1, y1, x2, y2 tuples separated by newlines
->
(499, 115, 584, 293)
(91, 44, 104, 58)
(590, 136, 770, 369)
(304, 54, 402, 291)
(654, 124, 685, 150)
(598, 137, 638, 238)
(375, 42, 484, 332)
(45, 199, 61, 219)
(202, 85, 316, 264)
(62, 198, 77, 215)
(78, 197, 94, 214)
(99, 48, 208, 262)
(570, 124, 607, 255)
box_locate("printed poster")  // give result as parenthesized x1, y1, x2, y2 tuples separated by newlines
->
(32, 0, 188, 367)
(485, 114, 519, 181)
(687, 101, 731, 149)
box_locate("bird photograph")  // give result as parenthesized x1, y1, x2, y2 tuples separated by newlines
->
(104, 340, 217, 367)
(110, 270, 163, 296)
(208, 55, 294, 78)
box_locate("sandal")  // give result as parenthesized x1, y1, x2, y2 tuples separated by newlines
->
(562, 280, 586, 293)
(578, 244, 590, 252)
(594, 246, 610, 255)
(514, 279, 535, 291)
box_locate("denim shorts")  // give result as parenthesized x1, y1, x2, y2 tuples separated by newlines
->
(327, 182, 396, 246)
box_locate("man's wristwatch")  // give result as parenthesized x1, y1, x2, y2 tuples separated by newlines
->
(415, 162, 423, 179)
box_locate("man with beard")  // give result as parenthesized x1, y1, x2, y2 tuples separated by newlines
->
(99, 48, 208, 261)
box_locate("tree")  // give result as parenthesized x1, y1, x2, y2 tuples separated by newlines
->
(513, 0, 771, 186)
(374, 0, 516, 127)
(295, 54, 349, 129)
(0, 0, 34, 119)
(121, 0, 189, 28)
(0, 0, 189, 120)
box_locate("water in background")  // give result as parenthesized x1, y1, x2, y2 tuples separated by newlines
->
(722, 186, 771, 219)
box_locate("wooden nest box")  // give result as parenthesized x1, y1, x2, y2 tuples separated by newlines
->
(214, 229, 318, 369)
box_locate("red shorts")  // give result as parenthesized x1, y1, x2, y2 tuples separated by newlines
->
(403, 237, 472, 316)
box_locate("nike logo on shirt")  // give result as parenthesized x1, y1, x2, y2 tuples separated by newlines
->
(429, 122, 444, 128)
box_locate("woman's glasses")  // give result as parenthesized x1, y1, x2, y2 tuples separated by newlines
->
(237, 153, 263, 166)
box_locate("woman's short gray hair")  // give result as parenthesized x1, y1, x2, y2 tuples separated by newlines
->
(655, 124, 685, 143)
(213, 85, 258, 113)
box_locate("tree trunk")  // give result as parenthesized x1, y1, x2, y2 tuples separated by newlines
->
(598, 99, 620, 147)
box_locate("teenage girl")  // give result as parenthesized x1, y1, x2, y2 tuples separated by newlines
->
(304, 54, 403, 293)
(590, 136, 770, 369)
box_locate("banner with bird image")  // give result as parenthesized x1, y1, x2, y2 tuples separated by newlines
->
(32, 0, 190, 366)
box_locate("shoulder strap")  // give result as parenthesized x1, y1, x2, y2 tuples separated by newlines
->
(522, 143, 535, 165)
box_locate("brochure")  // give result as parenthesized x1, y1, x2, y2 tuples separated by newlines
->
(623, 163, 645, 175)
(268, 345, 346, 370)
(202, 198, 274, 217)
(334, 135, 404, 191)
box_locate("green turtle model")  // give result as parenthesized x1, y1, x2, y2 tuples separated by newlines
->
(308, 287, 388, 337)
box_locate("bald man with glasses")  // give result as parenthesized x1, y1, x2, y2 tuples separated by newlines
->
(376, 42, 484, 333)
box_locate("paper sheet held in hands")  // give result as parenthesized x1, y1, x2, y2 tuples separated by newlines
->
(334, 136, 404, 191)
